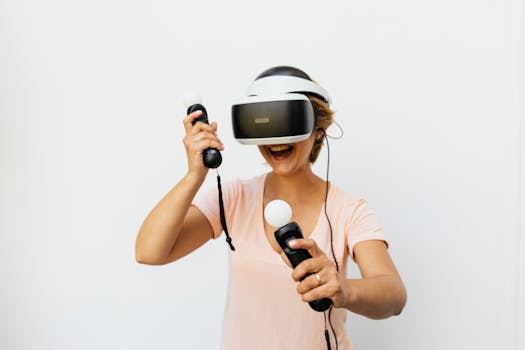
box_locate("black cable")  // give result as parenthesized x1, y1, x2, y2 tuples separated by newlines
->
(324, 136, 339, 272)
(328, 307, 338, 350)
(322, 135, 339, 350)
(326, 120, 344, 140)
(323, 310, 332, 350)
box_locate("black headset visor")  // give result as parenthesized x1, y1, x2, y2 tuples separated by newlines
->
(231, 95, 315, 145)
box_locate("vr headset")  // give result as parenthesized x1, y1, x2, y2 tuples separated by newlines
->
(231, 66, 331, 145)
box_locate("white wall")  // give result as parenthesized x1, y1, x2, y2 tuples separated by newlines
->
(518, 2, 525, 349)
(0, 1, 523, 349)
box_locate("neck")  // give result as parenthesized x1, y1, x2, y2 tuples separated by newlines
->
(265, 166, 325, 204)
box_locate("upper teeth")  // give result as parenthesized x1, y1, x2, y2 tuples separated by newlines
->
(269, 145, 291, 152)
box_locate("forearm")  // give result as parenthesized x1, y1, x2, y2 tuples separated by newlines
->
(135, 173, 204, 264)
(343, 275, 406, 320)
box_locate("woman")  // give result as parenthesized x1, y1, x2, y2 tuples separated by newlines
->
(135, 67, 406, 349)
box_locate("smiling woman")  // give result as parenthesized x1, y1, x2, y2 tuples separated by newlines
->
(135, 66, 406, 350)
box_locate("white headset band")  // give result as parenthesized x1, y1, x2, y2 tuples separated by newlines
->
(247, 76, 331, 104)
(235, 134, 311, 145)
(233, 93, 309, 105)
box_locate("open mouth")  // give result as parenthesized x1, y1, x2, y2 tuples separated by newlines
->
(267, 144, 294, 160)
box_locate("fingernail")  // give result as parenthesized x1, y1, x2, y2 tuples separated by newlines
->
(288, 239, 297, 248)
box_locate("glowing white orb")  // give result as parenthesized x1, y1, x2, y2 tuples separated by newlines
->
(182, 91, 202, 108)
(264, 200, 292, 227)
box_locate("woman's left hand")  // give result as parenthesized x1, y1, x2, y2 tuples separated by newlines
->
(281, 238, 349, 309)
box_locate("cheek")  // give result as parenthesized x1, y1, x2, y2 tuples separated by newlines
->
(258, 146, 271, 160)
(300, 141, 316, 158)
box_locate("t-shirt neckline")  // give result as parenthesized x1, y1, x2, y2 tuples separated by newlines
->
(257, 172, 332, 256)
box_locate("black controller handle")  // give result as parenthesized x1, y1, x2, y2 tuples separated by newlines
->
(274, 222, 333, 312)
(186, 103, 222, 169)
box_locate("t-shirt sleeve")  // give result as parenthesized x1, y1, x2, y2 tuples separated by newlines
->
(346, 199, 388, 261)
(192, 178, 239, 239)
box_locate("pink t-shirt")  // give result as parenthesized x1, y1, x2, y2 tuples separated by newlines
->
(192, 173, 387, 350)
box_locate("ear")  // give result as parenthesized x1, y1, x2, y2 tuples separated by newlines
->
(316, 129, 325, 140)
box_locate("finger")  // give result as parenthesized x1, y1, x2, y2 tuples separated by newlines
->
(300, 283, 336, 304)
(296, 270, 325, 294)
(287, 238, 324, 257)
(183, 110, 203, 134)
(191, 130, 222, 144)
(189, 121, 217, 136)
(191, 138, 224, 153)
(189, 132, 224, 150)
(291, 256, 328, 282)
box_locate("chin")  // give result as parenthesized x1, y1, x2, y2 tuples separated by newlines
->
(269, 160, 310, 177)
(270, 166, 296, 176)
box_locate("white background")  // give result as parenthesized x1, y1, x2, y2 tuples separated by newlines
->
(1, 0, 524, 349)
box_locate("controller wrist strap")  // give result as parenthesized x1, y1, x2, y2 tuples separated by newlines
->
(217, 174, 235, 251)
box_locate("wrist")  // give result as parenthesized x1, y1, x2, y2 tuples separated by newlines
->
(343, 279, 359, 310)
(183, 171, 206, 187)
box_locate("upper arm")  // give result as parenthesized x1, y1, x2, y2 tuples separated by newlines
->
(163, 205, 215, 264)
(353, 240, 400, 279)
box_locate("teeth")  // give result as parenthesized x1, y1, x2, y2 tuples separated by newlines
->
(269, 145, 292, 152)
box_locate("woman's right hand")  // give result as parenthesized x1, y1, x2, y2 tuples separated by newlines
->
(182, 110, 224, 180)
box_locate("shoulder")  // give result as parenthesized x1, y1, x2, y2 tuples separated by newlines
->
(329, 182, 363, 213)
(237, 173, 265, 187)
(219, 173, 266, 200)
(328, 183, 380, 225)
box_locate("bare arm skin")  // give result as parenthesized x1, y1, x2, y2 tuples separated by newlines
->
(288, 239, 406, 320)
(135, 110, 224, 265)
(135, 175, 212, 265)
(343, 240, 406, 319)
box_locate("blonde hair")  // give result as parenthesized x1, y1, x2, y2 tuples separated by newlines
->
(308, 95, 335, 163)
